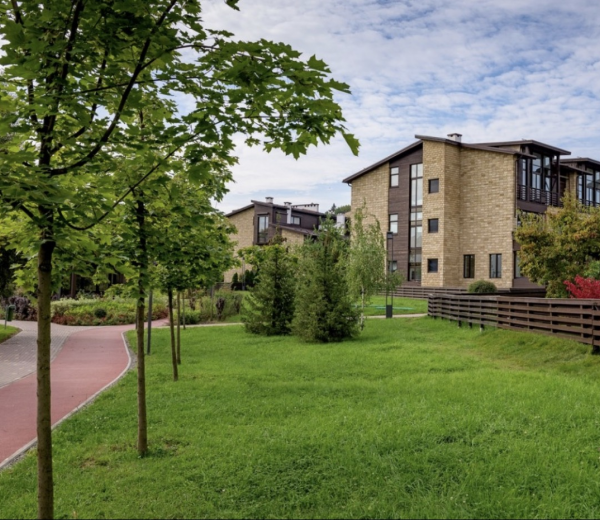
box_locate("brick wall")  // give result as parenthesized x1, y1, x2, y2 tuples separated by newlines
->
(349, 162, 389, 241)
(281, 228, 306, 246)
(458, 149, 515, 289)
(421, 142, 515, 289)
(224, 207, 255, 282)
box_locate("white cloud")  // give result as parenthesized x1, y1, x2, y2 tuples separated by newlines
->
(197, 0, 600, 213)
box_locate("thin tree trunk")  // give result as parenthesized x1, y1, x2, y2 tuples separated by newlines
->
(37, 237, 56, 520)
(168, 289, 178, 381)
(182, 291, 186, 330)
(176, 291, 181, 364)
(134, 194, 148, 457)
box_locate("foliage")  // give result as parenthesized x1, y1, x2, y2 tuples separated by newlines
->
(467, 280, 498, 294)
(292, 220, 360, 342)
(514, 194, 600, 297)
(564, 275, 600, 299)
(346, 204, 404, 326)
(327, 203, 351, 215)
(241, 244, 296, 335)
(50, 297, 168, 326)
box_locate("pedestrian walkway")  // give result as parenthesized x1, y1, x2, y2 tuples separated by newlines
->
(0, 321, 93, 388)
(0, 323, 133, 469)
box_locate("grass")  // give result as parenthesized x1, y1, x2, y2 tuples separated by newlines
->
(3, 318, 600, 518)
(360, 295, 428, 315)
(0, 325, 19, 343)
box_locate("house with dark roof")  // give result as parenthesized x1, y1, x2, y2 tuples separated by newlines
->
(344, 133, 597, 291)
(224, 197, 326, 283)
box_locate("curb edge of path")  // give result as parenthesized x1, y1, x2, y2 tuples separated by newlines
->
(0, 330, 133, 472)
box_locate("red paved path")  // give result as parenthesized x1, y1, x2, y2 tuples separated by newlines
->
(0, 324, 134, 468)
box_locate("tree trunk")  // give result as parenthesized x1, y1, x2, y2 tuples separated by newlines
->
(182, 291, 186, 330)
(176, 291, 181, 364)
(134, 195, 148, 457)
(136, 298, 148, 456)
(37, 237, 56, 520)
(168, 289, 178, 381)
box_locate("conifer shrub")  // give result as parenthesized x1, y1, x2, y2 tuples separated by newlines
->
(242, 244, 296, 335)
(292, 221, 360, 342)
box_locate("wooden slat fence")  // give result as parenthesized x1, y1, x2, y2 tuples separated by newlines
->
(428, 294, 600, 351)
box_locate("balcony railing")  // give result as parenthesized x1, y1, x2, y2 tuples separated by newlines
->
(516, 185, 561, 207)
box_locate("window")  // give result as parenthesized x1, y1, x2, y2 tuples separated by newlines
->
(409, 253, 421, 282)
(291, 216, 301, 225)
(410, 164, 423, 206)
(514, 252, 522, 278)
(429, 178, 439, 193)
(390, 166, 399, 187)
(464, 254, 475, 278)
(389, 214, 398, 234)
(427, 259, 438, 273)
(388, 260, 397, 273)
(490, 254, 502, 279)
(410, 225, 422, 248)
(428, 218, 439, 233)
(257, 215, 269, 244)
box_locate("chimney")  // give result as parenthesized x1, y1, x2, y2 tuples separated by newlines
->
(447, 133, 462, 143)
(284, 202, 292, 224)
(265, 196, 274, 204)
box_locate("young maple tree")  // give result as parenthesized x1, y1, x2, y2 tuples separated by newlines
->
(0, 1, 358, 517)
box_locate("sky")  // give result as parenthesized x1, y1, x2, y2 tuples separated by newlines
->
(200, 0, 600, 214)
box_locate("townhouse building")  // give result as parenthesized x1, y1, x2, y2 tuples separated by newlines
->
(224, 197, 326, 282)
(344, 133, 598, 291)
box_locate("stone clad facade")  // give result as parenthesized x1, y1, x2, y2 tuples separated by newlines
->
(344, 134, 580, 291)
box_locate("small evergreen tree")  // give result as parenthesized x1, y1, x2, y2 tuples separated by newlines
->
(241, 243, 296, 336)
(292, 220, 360, 342)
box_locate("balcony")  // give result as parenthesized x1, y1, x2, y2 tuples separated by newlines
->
(516, 185, 561, 207)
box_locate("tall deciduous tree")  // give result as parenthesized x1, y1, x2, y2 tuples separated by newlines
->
(0, 2, 358, 517)
(346, 204, 404, 327)
(514, 194, 600, 297)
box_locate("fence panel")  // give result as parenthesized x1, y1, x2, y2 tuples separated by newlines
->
(428, 294, 600, 350)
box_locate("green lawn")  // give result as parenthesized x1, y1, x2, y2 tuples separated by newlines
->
(0, 325, 19, 343)
(3, 318, 600, 518)
(360, 295, 428, 315)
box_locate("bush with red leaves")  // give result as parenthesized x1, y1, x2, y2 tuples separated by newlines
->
(564, 275, 600, 299)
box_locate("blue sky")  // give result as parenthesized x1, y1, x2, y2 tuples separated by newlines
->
(201, 0, 600, 214)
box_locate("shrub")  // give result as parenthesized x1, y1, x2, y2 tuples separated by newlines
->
(564, 275, 600, 298)
(93, 308, 107, 319)
(292, 221, 360, 342)
(242, 244, 296, 336)
(467, 280, 497, 294)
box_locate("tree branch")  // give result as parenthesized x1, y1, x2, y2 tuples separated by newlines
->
(56, 134, 194, 232)
(48, 0, 181, 177)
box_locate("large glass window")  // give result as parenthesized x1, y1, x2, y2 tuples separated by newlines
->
(389, 214, 398, 234)
(409, 163, 423, 282)
(490, 254, 502, 279)
(464, 255, 475, 278)
(410, 164, 423, 206)
(390, 166, 399, 188)
(410, 226, 422, 248)
(257, 215, 269, 244)
(518, 152, 559, 206)
(577, 170, 600, 206)
(514, 252, 522, 278)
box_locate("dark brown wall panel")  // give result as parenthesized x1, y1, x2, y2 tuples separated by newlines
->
(388, 146, 423, 279)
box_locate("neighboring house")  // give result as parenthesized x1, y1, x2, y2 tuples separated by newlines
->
(224, 197, 325, 283)
(343, 133, 595, 291)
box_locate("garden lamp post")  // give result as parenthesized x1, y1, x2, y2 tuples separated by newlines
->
(386, 231, 394, 319)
